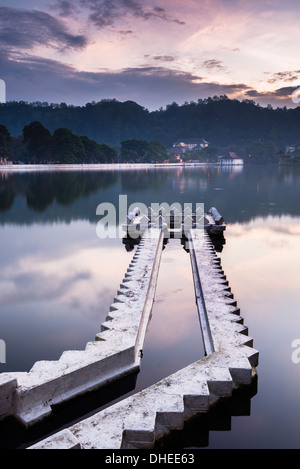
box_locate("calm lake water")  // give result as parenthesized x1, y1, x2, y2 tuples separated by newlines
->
(0, 164, 299, 449)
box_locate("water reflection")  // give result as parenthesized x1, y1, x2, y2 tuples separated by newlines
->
(121, 235, 205, 388)
(0, 165, 300, 448)
(221, 216, 300, 310)
(0, 170, 119, 214)
(155, 378, 258, 449)
(0, 222, 132, 372)
(1, 165, 300, 226)
(217, 215, 300, 448)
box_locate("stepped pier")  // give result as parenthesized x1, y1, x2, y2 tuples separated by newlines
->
(0, 206, 258, 448)
(0, 229, 163, 427)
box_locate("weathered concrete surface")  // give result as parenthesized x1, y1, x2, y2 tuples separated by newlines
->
(0, 228, 163, 427)
(123, 207, 225, 239)
(29, 230, 258, 450)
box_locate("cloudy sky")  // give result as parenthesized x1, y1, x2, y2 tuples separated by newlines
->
(0, 0, 300, 110)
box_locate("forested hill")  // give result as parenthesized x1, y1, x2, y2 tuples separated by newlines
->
(1, 96, 300, 150)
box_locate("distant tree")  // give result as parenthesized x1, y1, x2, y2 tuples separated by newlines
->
(147, 141, 168, 162)
(2, 97, 300, 163)
(246, 141, 279, 163)
(23, 121, 54, 162)
(10, 136, 26, 162)
(121, 139, 167, 162)
(80, 136, 117, 163)
(80, 136, 104, 162)
(184, 145, 222, 162)
(121, 139, 149, 162)
(0, 124, 13, 160)
(53, 128, 86, 163)
(97, 143, 117, 163)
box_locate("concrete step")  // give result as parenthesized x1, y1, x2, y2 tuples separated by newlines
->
(0, 229, 163, 427)
(29, 228, 258, 449)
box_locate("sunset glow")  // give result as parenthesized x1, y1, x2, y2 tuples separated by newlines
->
(0, 0, 300, 109)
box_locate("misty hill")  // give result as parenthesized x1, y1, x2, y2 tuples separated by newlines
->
(1, 96, 300, 156)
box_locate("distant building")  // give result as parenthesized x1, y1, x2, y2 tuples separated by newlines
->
(171, 138, 209, 155)
(280, 144, 300, 164)
(285, 144, 300, 155)
(0, 157, 13, 165)
(218, 152, 244, 166)
(285, 145, 296, 154)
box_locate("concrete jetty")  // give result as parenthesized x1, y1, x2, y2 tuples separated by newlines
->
(123, 206, 226, 239)
(29, 228, 258, 449)
(0, 228, 163, 427)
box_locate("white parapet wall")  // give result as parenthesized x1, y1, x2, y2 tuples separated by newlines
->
(0, 228, 163, 427)
(29, 230, 258, 449)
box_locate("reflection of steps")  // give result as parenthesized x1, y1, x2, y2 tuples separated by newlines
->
(29, 230, 258, 449)
(155, 379, 257, 449)
(0, 228, 163, 427)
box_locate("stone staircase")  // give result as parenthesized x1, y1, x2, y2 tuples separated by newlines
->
(0, 228, 163, 427)
(29, 230, 258, 449)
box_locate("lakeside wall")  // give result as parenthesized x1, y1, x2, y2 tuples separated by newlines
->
(0, 162, 222, 171)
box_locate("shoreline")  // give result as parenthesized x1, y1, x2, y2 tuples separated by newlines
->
(0, 162, 176, 171)
(0, 162, 234, 171)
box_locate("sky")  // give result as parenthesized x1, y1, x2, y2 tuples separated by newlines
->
(0, 0, 300, 111)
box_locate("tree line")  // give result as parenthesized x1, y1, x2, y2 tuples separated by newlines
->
(1, 95, 300, 163)
(1, 96, 300, 148)
(0, 121, 168, 164)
